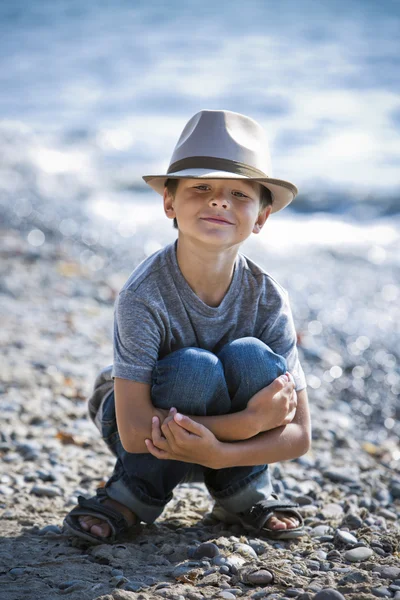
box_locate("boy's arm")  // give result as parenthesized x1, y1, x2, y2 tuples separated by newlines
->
(115, 375, 296, 453)
(114, 378, 169, 453)
(212, 388, 311, 468)
(146, 389, 311, 467)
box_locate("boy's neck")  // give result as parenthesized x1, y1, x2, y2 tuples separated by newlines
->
(176, 237, 239, 308)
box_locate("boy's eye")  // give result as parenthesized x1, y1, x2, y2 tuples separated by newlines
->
(233, 191, 249, 199)
(194, 185, 210, 191)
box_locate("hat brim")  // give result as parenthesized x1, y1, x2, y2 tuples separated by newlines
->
(142, 169, 298, 213)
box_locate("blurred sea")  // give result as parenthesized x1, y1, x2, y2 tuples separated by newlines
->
(0, 0, 399, 263)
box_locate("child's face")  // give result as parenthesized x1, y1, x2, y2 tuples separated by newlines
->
(163, 178, 271, 248)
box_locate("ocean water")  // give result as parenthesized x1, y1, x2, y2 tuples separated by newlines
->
(0, 0, 399, 258)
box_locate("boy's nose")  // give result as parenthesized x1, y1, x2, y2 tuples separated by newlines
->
(209, 189, 230, 209)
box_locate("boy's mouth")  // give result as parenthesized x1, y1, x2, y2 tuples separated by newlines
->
(200, 215, 234, 225)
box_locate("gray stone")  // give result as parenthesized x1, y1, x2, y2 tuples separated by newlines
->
(305, 560, 320, 571)
(233, 543, 258, 559)
(339, 571, 368, 584)
(295, 495, 314, 505)
(341, 513, 363, 529)
(344, 547, 374, 562)
(251, 593, 268, 600)
(192, 542, 220, 559)
(125, 582, 146, 592)
(213, 555, 228, 566)
(378, 508, 398, 520)
(219, 593, 236, 600)
(335, 529, 358, 545)
(9, 568, 26, 577)
(376, 566, 400, 580)
(310, 525, 332, 537)
(371, 587, 392, 598)
(313, 590, 345, 600)
(248, 539, 267, 555)
(286, 590, 304, 598)
(220, 565, 230, 575)
(245, 569, 273, 585)
(321, 503, 343, 519)
(38, 524, 62, 535)
(324, 469, 357, 483)
(30, 485, 62, 497)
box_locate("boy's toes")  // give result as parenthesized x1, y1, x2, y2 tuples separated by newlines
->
(266, 515, 287, 530)
(90, 522, 111, 538)
(78, 516, 106, 533)
(266, 513, 300, 530)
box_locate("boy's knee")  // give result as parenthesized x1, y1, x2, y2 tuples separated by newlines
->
(222, 337, 285, 368)
(177, 347, 221, 376)
(153, 347, 226, 415)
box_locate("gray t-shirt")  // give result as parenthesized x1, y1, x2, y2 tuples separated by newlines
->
(111, 242, 306, 391)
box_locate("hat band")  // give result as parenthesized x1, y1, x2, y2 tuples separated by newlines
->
(167, 156, 268, 179)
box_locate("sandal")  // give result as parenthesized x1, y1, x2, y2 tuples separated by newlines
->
(210, 494, 305, 540)
(63, 490, 140, 545)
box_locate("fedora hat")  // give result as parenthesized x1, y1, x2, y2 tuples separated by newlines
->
(143, 109, 298, 213)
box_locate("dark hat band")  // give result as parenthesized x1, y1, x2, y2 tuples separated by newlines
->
(167, 156, 268, 179)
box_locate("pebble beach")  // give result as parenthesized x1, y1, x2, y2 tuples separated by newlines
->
(1, 183, 399, 600)
(1, 2, 400, 596)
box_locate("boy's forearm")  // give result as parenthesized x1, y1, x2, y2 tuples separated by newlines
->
(212, 422, 311, 469)
(188, 410, 256, 442)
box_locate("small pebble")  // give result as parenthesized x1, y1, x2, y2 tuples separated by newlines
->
(220, 565, 230, 575)
(341, 513, 363, 529)
(9, 568, 26, 577)
(377, 566, 400, 580)
(295, 495, 314, 505)
(378, 508, 397, 520)
(313, 590, 345, 600)
(371, 587, 392, 598)
(311, 525, 332, 537)
(125, 581, 145, 592)
(213, 555, 228, 566)
(245, 570, 273, 585)
(220, 593, 236, 600)
(38, 524, 62, 535)
(321, 503, 343, 519)
(334, 529, 358, 545)
(30, 485, 62, 498)
(192, 542, 220, 559)
(233, 543, 258, 560)
(286, 590, 304, 598)
(344, 547, 373, 562)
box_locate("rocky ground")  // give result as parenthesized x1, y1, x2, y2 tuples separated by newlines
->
(1, 215, 399, 600)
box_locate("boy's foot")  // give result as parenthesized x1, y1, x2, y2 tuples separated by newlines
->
(63, 493, 139, 544)
(266, 512, 299, 530)
(210, 496, 305, 539)
(78, 498, 137, 538)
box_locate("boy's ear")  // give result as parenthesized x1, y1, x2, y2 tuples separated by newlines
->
(252, 205, 272, 234)
(163, 188, 176, 220)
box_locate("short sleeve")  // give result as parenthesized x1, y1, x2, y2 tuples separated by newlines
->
(112, 290, 162, 384)
(260, 288, 307, 391)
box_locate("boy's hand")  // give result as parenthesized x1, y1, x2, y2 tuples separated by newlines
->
(246, 372, 297, 435)
(145, 408, 221, 468)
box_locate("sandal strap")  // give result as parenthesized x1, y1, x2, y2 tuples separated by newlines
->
(240, 499, 302, 530)
(76, 495, 129, 531)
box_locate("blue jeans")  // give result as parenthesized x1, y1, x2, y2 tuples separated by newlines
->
(99, 337, 286, 523)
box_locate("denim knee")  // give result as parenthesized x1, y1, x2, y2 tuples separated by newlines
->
(218, 337, 287, 411)
(220, 337, 286, 381)
(152, 347, 230, 416)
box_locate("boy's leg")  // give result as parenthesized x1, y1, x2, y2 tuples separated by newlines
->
(93, 348, 231, 525)
(203, 337, 286, 513)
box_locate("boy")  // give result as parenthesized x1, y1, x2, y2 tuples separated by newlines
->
(64, 109, 311, 544)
